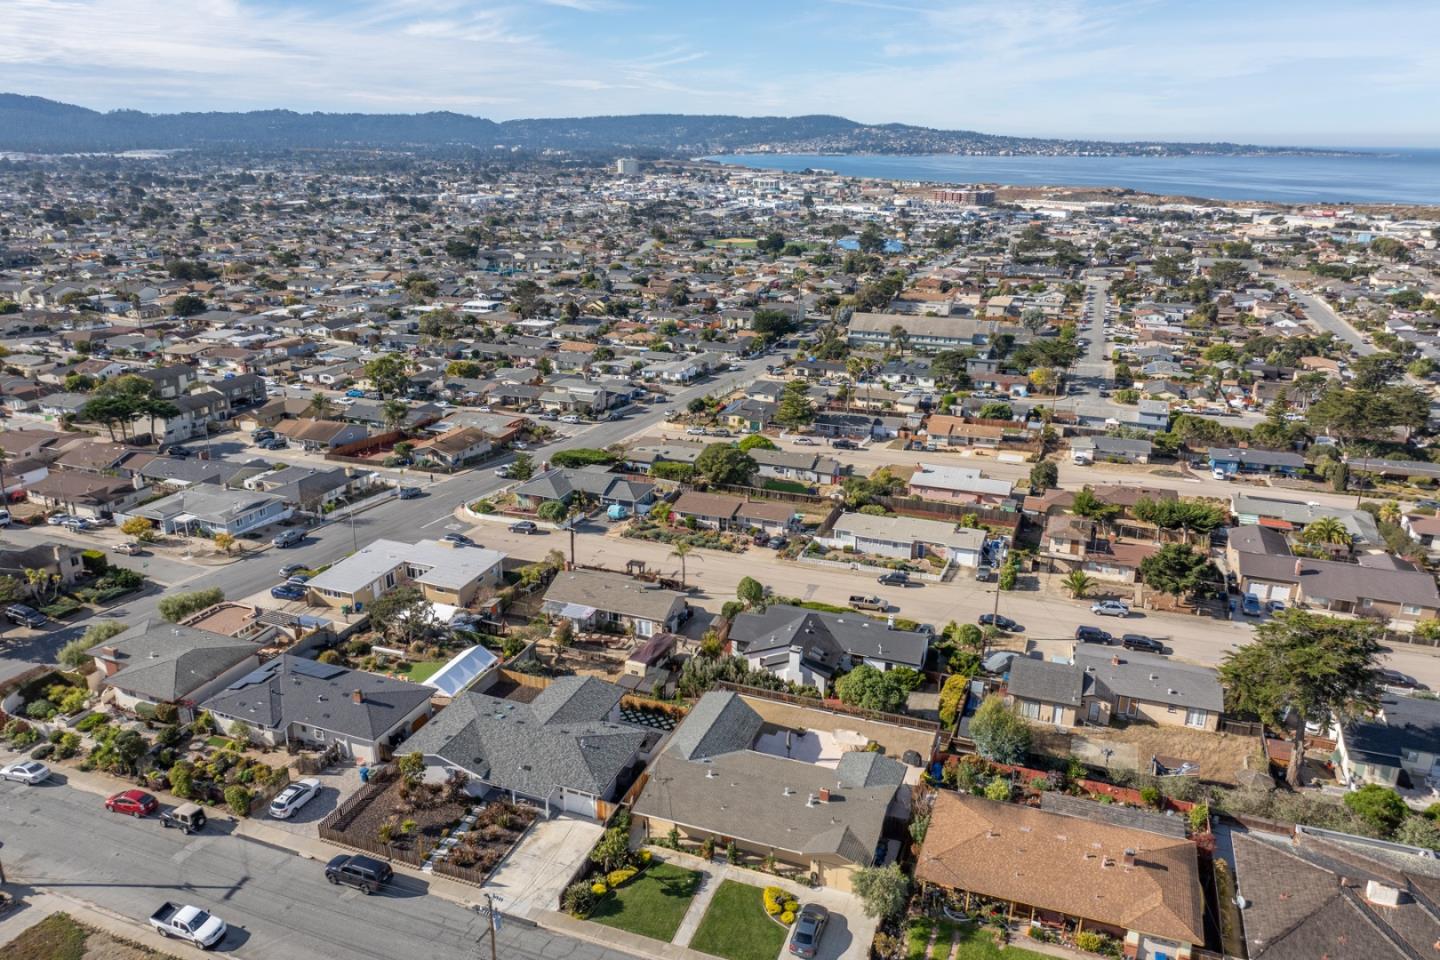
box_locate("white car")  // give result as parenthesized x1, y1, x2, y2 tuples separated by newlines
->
(1090, 600, 1131, 618)
(559, 415, 582, 424)
(1, 760, 51, 784)
(268, 778, 322, 819)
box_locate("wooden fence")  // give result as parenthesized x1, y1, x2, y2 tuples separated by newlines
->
(715, 681, 941, 734)
(875, 495, 1022, 533)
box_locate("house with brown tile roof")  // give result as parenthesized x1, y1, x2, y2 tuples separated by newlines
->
(916, 792, 1206, 957)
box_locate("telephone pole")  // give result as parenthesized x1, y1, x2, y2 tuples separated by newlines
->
(475, 894, 500, 960)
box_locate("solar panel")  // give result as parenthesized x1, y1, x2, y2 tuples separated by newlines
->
(287, 658, 348, 680)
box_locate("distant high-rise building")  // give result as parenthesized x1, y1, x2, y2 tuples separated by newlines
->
(615, 158, 641, 176)
(932, 187, 995, 206)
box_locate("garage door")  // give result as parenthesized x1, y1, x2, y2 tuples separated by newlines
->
(559, 790, 596, 819)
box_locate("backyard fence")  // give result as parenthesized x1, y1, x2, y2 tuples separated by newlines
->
(715, 681, 941, 734)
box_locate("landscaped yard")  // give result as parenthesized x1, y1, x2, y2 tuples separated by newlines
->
(588, 862, 701, 941)
(688, 880, 788, 960)
(907, 919, 1053, 960)
(3, 912, 182, 960)
(395, 660, 445, 683)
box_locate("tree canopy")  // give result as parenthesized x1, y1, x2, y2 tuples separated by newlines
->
(694, 444, 756, 486)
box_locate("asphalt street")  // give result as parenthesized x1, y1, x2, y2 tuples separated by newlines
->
(0, 772, 635, 960)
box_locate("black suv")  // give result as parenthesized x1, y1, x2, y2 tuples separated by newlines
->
(324, 854, 393, 894)
(1121, 634, 1164, 654)
(1074, 625, 1113, 645)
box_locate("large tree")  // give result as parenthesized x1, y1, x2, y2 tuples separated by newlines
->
(774, 380, 816, 430)
(1219, 610, 1383, 786)
(969, 694, 1031, 763)
(1139, 544, 1221, 600)
(694, 443, 756, 486)
(363, 354, 411, 399)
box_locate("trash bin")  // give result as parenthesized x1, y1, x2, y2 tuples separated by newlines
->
(359, 766, 370, 784)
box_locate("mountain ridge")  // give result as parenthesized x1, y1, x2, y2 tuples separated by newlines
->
(0, 93, 1341, 157)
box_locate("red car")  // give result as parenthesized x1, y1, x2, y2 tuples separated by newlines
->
(106, 789, 158, 818)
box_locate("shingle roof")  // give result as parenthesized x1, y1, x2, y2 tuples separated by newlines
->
(1073, 648, 1224, 713)
(1006, 657, 1085, 709)
(729, 605, 930, 670)
(1341, 694, 1440, 769)
(90, 620, 257, 702)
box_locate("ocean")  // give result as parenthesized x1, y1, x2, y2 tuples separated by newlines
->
(705, 150, 1440, 206)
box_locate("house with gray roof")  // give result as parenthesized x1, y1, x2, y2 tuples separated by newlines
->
(729, 604, 930, 693)
(120, 483, 292, 536)
(403, 675, 649, 819)
(1335, 694, 1440, 791)
(513, 466, 656, 514)
(633, 690, 910, 891)
(541, 569, 687, 638)
(201, 655, 433, 764)
(88, 620, 262, 718)
(1007, 649, 1224, 732)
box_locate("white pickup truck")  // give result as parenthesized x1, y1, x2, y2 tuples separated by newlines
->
(149, 902, 228, 949)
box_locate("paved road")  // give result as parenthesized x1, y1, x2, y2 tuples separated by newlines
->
(1282, 283, 1376, 356)
(0, 773, 635, 960)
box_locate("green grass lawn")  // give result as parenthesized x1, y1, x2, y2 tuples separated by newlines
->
(588, 862, 702, 942)
(761, 478, 812, 494)
(396, 660, 446, 683)
(689, 880, 788, 960)
(907, 919, 1052, 960)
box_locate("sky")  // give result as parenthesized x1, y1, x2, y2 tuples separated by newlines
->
(1, 0, 1438, 147)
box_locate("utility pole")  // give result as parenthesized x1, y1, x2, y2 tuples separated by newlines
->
(475, 894, 500, 960)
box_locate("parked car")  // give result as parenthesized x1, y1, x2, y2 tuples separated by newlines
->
(272, 528, 305, 548)
(710, 428, 731, 437)
(979, 613, 1022, 632)
(559, 415, 582, 424)
(1090, 600, 1130, 618)
(1265, 599, 1285, 613)
(0, 507, 9, 527)
(789, 904, 830, 958)
(149, 902, 227, 949)
(685, 426, 707, 436)
(1240, 594, 1263, 617)
(1121, 634, 1164, 653)
(0, 760, 51, 784)
(509, 521, 538, 535)
(46, 513, 78, 526)
(1075, 626, 1114, 645)
(168, 446, 193, 459)
(765, 536, 787, 549)
(397, 486, 423, 500)
(831, 439, 858, 449)
(325, 854, 393, 895)
(877, 571, 911, 587)
(113, 541, 143, 555)
(258, 436, 288, 450)
(1379, 668, 1425, 690)
(792, 437, 817, 446)
(160, 802, 209, 834)
(848, 595, 887, 612)
(61, 517, 93, 531)
(270, 584, 305, 601)
(495, 465, 514, 478)
(5, 604, 47, 628)
(286, 574, 310, 585)
(106, 789, 159, 817)
(441, 533, 474, 546)
(269, 778, 322, 819)
(279, 563, 307, 577)
(975, 564, 992, 583)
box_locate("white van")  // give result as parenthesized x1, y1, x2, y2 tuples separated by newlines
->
(0, 508, 10, 527)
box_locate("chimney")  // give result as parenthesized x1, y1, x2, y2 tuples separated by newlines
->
(351, 689, 363, 704)
(1294, 558, 1303, 576)
(1363, 880, 1407, 907)
(1122, 849, 1136, 867)
(819, 788, 831, 803)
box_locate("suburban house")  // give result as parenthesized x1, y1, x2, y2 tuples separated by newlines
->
(274, 417, 371, 452)
(1231, 827, 1440, 960)
(1208, 446, 1304, 479)
(513, 467, 656, 515)
(729, 604, 930, 693)
(847, 312, 996, 352)
(0, 543, 86, 590)
(88, 620, 262, 719)
(669, 491, 794, 535)
(1333, 694, 1440, 790)
(412, 426, 493, 468)
(905, 463, 1013, 504)
(541, 569, 688, 638)
(824, 512, 987, 567)
(747, 448, 843, 486)
(1006, 649, 1224, 731)
(719, 397, 777, 433)
(1226, 524, 1440, 623)
(404, 675, 650, 819)
(27, 471, 144, 520)
(305, 538, 505, 610)
(633, 690, 923, 891)
(1070, 436, 1153, 465)
(1231, 493, 1379, 545)
(921, 415, 1010, 450)
(201, 654, 433, 763)
(246, 465, 361, 513)
(916, 792, 1206, 960)
(1401, 512, 1440, 556)
(1040, 514, 1158, 583)
(121, 485, 292, 537)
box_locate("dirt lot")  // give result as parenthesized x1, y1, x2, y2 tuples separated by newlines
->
(3, 912, 181, 960)
(1032, 721, 1258, 786)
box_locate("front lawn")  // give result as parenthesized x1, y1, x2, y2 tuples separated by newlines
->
(907, 919, 1052, 960)
(689, 880, 788, 960)
(589, 862, 701, 941)
(395, 660, 446, 683)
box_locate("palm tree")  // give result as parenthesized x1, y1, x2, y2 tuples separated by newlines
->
(1062, 570, 1094, 599)
(1302, 515, 1352, 548)
(1379, 500, 1401, 525)
(381, 400, 409, 434)
(669, 542, 700, 589)
(888, 324, 909, 357)
(306, 394, 336, 419)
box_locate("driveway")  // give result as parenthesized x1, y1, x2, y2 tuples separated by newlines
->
(259, 763, 363, 839)
(482, 814, 604, 920)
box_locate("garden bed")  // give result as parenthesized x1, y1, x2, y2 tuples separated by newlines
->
(623, 520, 746, 552)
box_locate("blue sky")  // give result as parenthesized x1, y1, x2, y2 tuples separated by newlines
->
(2, 0, 1437, 146)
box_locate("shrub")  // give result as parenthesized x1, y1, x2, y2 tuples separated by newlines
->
(985, 777, 1012, 802)
(970, 695, 1031, 763)
(763, 886, 787, 916)
(1140, 785, 1163, 809)
(1187, 802, 1210, 834)
(55, 731, 81, 759)
(1344, 784, 1409, 833)
(76, 712, 109, 733)
(31, 743, 54, 760)
(639, 849, 652, 863)
(26, 698, 57, 720)
(537, 500, 568, 523)
(1074, 931, 1106, 953)
(158, 587, 225, 623)
(590, 881, 608, 896)
(58, 636, 94, 669)
(224, 785, 253, 817)
(170, 761, 195, 799)
(563, 880, 599, 917)
(58, 688, 88, 715)
(607, 867, 638, 887)
(780, 911, 796, 925)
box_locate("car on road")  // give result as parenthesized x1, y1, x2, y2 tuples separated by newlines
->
(849, 594, 888, 612)
(788, 904, 830, 958)
(1121, 634, 1164, 653)
(877, 571, 911, 587)
(538, 412, 558, 421)
(509, 520, 538, 535)
(150, 902, 228, 948)
(325, 854, 393, 895)
(269, 778, 322, 819)
(279, 563, 306, 577)
(5, 604, 47, 628)
(792, 437, 817, 445)
(559, 414, 582, 424)
(1090, 600, 1130, 617)
(685, 426, 707, 435)
(1379, 668, 1426, 690)
(441, 533, 474, 546)
(495, 465, 514, 478)
(272, 528, 305, 548)
(270, 584, 306, 601)
(1075, 626, 1114, 645)
(397, 486, 422, 500)
(831, 439, 858, 449)
(0, 760, 51, 784)
(258, 436, 288, 450)
(106, 789, 159, 817)
(113, 541, 144, 555)
(979, 613, 1022, 632)
(1240, 594, 1263, 617)
(46, 513, 79, 526)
